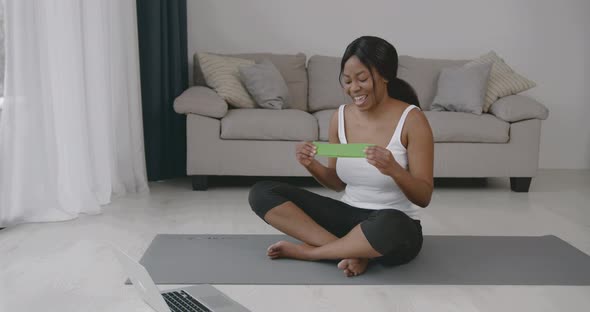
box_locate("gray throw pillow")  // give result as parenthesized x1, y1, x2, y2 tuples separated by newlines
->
(431, 62, 493, 115)
(489, 95, 549, 122)
(239, 60, 290, 109)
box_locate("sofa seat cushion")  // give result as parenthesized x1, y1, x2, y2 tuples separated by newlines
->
(314, 110, 508, 143)
(313, 109, 337, 141)
(221, 109, 318, 141)
(425, 111, 509, 143)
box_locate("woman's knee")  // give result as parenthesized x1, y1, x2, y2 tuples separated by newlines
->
(248, 181, 287, 219)
(249, 181, 275, 212)
(361, 209, 420, 259)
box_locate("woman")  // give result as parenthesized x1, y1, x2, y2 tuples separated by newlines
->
(248, 36, 434, 277)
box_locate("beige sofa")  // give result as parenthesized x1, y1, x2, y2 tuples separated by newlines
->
(174, 53, 549, 192)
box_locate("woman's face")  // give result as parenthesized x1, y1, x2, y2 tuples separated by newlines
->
(341, 56, 388, 111)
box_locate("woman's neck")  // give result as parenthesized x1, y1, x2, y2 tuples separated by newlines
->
(354, 96, 398, 122)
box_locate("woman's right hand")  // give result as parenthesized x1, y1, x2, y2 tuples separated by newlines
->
(295, 141, 317, 168)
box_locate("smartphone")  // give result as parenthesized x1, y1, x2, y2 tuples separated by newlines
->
(312, 142, 374, 158)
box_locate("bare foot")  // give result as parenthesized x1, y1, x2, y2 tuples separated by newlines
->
(267, 241, 315, 260)
(337, 258, 369, 277)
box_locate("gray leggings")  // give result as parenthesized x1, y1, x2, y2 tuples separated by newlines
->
(248, 181, 423, 266)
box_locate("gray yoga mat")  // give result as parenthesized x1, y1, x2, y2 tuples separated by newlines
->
(127, 234, 590, 285)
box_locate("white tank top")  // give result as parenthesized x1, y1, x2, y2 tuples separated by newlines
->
(336, 104, 421, 219)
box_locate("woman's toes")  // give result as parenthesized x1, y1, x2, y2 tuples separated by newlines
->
(268, 241, 286, 252)
(337, 259, 349, 270)
(340, 258, 369, 277)
(266, 242, 281, 257)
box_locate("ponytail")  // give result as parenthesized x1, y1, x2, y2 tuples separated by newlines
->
(387, 78, 420, 108)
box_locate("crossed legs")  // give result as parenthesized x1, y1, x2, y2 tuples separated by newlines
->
(249, 181, 423, 277)
(262, 201, 380, 276)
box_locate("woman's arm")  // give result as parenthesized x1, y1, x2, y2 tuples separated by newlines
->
(305, 111, 346, 192)
(365, 109, 434, 207)
(392, 109, 434, 207)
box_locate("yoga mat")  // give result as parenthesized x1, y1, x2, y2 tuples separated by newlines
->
(126, 234, 590, 285)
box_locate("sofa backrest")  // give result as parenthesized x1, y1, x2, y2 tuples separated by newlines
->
(398, 55, 468, 111)
(193, 52, 308, 112)
(306, 54, 469, 112)
(307, 55, 351, 113)
(193, 51, 470, 112)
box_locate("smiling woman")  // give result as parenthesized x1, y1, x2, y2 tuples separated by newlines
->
(248, 36, 434, 277)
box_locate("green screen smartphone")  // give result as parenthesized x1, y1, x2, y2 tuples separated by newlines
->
(312, 142, 373, 158)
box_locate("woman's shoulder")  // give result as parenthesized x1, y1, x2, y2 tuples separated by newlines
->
(404, 105, 432, 138)
(391, 100, 426, 131)
(406, 103, 425, 118)
(393, 99, 422, 118)
(390, 100, 421, 120)
(337, 103, 351, 120)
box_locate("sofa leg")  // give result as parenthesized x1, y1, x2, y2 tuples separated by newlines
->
(510, 177, 532, 192)
(192, 175, 209, 191)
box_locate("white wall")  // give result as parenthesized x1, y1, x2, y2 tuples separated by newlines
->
(187, 0, 590, 169)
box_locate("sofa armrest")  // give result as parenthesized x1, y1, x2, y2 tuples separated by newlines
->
(173, 86, 228, 119)
(489, 95, 549, 122)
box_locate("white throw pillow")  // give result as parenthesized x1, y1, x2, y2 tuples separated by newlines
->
(197, 53, 256, 108)
(465, 51, 536, 112)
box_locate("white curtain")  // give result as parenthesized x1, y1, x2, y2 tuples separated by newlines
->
(0, 0, 148, 227)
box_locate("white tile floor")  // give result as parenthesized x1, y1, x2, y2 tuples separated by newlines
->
(1, 169, 589, 312)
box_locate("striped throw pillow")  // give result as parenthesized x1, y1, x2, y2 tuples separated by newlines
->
(197, 53, 256, 108)
(465, 51, 536, 112)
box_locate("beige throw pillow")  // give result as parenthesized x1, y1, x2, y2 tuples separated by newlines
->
(465, 51, 536, 112)
(197, 53, 256, 108)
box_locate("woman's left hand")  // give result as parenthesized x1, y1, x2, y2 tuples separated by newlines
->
(365, 145, 402, 176)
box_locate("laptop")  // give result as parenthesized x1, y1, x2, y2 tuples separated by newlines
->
(113, 247, 251, 312)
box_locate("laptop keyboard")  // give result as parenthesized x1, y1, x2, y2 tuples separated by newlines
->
(162, 290, 212, 312)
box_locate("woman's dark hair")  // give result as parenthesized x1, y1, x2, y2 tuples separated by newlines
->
(339, 36, 420, 107)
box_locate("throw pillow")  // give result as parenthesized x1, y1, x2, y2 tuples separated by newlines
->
(239, 60, 290, 109)
(197, 52, 256, 108)
(431, 62, 493, 115)
(465, 51, 536, 112)
(489, 95, 549, 122)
